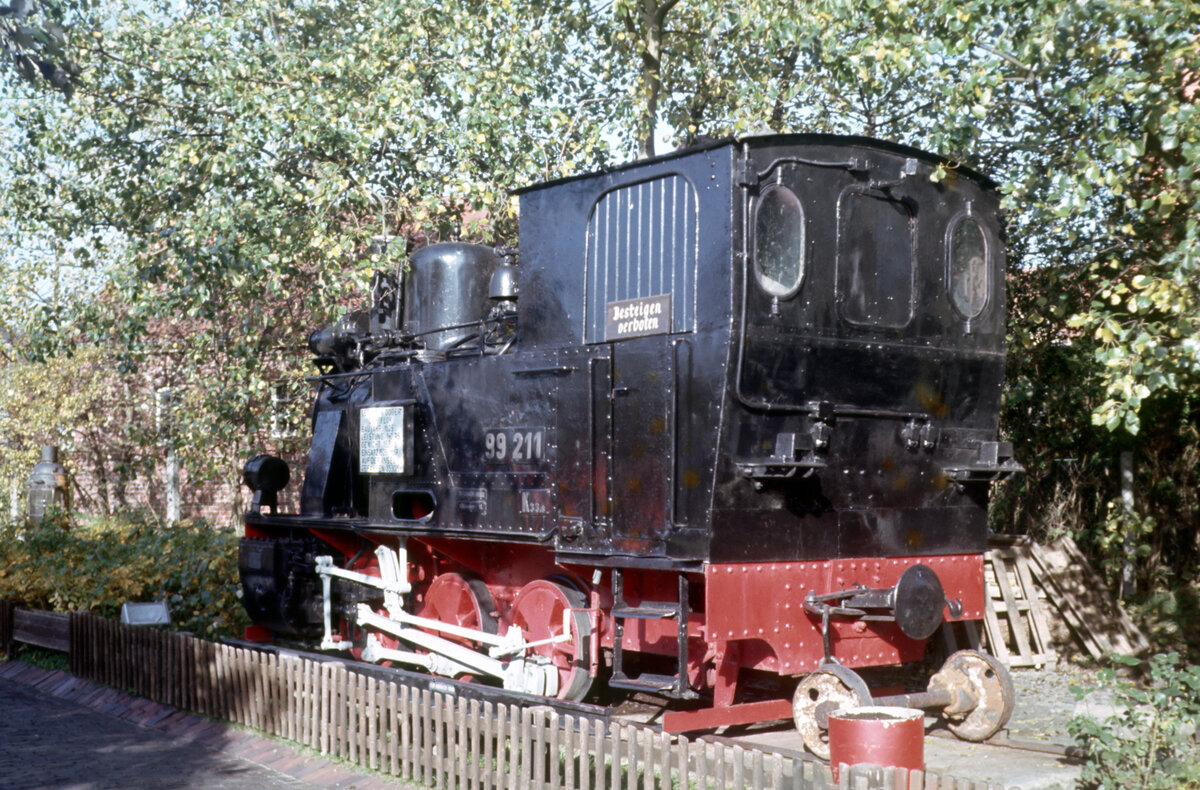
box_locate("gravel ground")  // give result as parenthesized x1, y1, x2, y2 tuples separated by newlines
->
(1006, 658, 1116, 747)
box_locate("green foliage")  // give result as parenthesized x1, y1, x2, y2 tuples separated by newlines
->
(1069, 653, 1200, 790)
(1133, 586, 1200, 659)
(0, 0, 616, 494)
(0, 511, 248, 639)
(9, 645, 70, 671)
(0, 0, 79, 95)
(995, 271, 1200, 628)
(0, 345, 147, 515)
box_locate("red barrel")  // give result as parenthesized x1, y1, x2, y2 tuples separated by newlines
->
(828, 706, 924, 782)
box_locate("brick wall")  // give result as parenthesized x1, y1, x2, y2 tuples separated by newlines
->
(63, 447, 307, 529)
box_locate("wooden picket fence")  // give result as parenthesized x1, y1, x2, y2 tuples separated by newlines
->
(55, 610, 1004, 790)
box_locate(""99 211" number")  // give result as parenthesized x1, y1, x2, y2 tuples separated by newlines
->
(483, 428, 545, 464)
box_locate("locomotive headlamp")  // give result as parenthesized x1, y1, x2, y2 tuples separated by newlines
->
(243, 454, 290, 514)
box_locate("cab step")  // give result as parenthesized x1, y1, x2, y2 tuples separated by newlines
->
(608, 569, 697, 699)
(611, 602, 680, 620)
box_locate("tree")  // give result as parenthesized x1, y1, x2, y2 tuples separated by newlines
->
(0, 0, 78, 95)
(0, 345, 147, 517)
(929, 0, 1200, 438)
(1, 0, 615, 511)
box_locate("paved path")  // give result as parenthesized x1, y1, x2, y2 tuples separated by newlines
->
(0, 662, 409, 790)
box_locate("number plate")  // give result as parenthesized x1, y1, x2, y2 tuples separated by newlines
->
(359, 406, 412, 475)
(483, 427, 546, 466)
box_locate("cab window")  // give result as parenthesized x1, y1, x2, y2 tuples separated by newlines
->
(753, 185, 805, 298)
(838, 192, 914, 328)
(948, 217, 989, 319)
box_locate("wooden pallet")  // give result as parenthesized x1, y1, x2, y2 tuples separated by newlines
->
(938, 618, 983, 655)
(982, 540, 1057, 668)
(1026, 535, 1149, 659)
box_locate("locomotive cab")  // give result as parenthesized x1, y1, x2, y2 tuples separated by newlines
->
(241, 134, 1019, 754)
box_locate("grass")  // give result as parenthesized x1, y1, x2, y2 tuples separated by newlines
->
(7, 644, 70, 671)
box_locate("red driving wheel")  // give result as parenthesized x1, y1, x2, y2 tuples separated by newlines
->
(509, 579, 593, 701)
(415, 572, 498, 680)
(417, 572, 499, 648)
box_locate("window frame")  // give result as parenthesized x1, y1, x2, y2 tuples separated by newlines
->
(582, 172, 698, 343)
(751, 183, 807, 301)
(835, 186, 917, 330)
(945, 211, 992, 321)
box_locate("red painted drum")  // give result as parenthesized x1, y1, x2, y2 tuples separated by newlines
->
(828, 706, 924, 783)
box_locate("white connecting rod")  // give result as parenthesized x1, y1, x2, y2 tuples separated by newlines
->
(357, 604, 508, 679)
(316, 546, 574, 692)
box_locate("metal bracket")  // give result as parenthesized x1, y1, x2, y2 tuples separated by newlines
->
(900, 419, 938, 452)
(805, 567, 962, 645)
(735, 457, 826, 482)
(736, 431, 826, 483)
(943, 441, 1024, 486)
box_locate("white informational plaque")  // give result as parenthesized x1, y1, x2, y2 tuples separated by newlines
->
(359, 406, 410, 475)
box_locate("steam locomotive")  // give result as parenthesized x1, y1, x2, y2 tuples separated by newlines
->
(239, 134, 1022, 756)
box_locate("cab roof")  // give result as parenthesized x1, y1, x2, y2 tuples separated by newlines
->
(513, 133, 996, 195)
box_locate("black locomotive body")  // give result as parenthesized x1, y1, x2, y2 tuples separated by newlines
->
(240, 135, 1020, 749)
